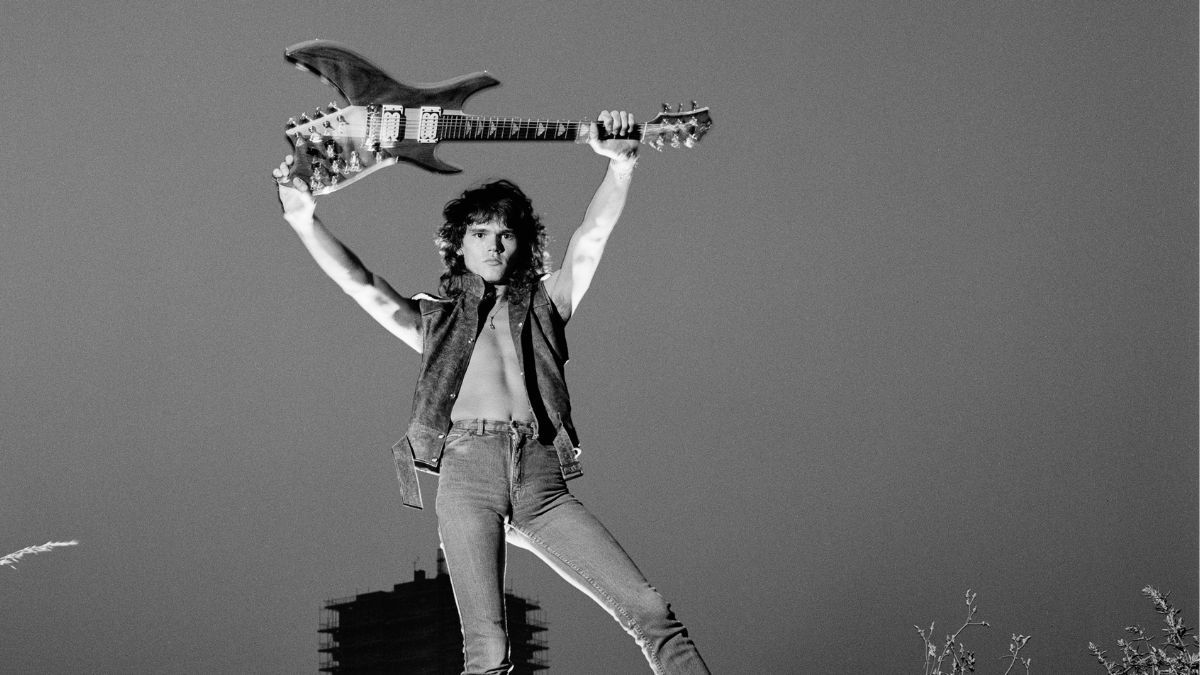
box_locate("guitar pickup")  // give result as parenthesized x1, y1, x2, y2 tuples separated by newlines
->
(416, 106, 441, 143)
(364, 104, 406, 148)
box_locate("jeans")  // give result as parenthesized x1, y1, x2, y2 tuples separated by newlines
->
(435, 419, 709, 675)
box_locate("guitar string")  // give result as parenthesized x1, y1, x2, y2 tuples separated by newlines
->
(305, 116, 687, 142)
(438, 117, 668, 140)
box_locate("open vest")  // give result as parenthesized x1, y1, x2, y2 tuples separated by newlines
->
(391, 274, 582, 509)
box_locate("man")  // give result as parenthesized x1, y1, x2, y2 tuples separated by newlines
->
(273, 110, 709, 674)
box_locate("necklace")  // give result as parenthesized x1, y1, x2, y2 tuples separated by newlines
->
(487, 299, 506, 329)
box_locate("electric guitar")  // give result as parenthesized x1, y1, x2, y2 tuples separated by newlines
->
(280, 40, 713, 195)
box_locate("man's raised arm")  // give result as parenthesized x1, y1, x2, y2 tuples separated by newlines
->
(546, 110, 641, 321)
(274, 155, 422, 352)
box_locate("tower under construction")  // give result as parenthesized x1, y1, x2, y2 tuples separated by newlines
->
(319, 550, 548, 673)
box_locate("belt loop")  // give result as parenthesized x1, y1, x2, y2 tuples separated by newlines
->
(475, 419, 485, 435)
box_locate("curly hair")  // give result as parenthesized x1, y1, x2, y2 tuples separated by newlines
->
(435, 179, 550, 301)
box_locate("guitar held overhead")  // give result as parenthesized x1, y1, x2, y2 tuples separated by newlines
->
(279, 40, 714, 195)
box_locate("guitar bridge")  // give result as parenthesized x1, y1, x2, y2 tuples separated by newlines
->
(365, 104, 406, 148)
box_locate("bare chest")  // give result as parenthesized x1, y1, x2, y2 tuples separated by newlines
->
(451, 303, 532, 421)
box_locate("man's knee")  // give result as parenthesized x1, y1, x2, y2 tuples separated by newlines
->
(625, 587, 678, 629)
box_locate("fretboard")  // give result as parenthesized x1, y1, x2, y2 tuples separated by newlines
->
(438, 115, 643, 142)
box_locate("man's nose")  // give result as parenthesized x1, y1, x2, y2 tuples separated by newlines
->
(490, 237, 504, 252)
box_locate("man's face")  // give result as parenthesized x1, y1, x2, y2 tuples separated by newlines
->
(458, 219, 517, 284)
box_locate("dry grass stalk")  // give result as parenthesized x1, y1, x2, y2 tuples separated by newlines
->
(0, 540, 79, 570)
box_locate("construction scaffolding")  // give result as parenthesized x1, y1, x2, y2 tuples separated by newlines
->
(319, 551, 548, 674)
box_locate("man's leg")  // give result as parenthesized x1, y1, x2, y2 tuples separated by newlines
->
(506, 437, 710, 675)
(436, 429, 512, 675)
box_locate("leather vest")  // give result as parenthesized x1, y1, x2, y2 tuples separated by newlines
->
(391, 274, 582, 509)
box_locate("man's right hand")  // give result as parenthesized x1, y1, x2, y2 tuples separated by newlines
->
(272, 154, 316, 223)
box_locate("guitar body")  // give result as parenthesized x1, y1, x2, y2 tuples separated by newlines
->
(285, 40, 499, 180)
(280, 40, 712, 195)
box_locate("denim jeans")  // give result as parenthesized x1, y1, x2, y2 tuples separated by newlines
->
(435, 419, 709, 675)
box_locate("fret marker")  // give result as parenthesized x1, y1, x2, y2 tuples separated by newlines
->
(511, 123, 519, 136)
(489, 122, 498, 137)
(556, 123, 567, 137)
(537, 122, 547, 137)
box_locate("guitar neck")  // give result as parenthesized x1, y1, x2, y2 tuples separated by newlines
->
(437, 114, 643, 143)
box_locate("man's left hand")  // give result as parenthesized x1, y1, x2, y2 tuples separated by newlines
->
(588, 110, 640, 161)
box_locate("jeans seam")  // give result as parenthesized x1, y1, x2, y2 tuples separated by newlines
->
(507, 523, 664, 673)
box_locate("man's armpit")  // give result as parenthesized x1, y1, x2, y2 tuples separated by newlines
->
(540, 270, 573, 322)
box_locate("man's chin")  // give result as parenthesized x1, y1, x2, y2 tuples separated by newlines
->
(477, 267, 509, 283)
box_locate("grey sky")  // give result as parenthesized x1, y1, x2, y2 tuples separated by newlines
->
(2, 2, 1196, 672)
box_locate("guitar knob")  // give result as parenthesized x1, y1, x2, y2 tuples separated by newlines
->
(309, 162, 327, 190)
(684, 137, 696, 148)
(308, 131, 323, 144)
(651, 137, 665, 152)
(347, 151, 363, 173)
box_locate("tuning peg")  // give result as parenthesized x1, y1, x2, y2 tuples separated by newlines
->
(661, 103, 671, 113)
(676, 103, 684, 113)
(298, 113, 310, 124)
(327, 102, 339, 113)
(690, 100, 698, 110)
(286, 117, 298, 129)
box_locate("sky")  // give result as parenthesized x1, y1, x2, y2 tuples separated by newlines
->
(1, 1, 1196, 673)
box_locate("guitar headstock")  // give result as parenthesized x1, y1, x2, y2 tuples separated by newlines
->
(642, 103, 713, 151)
(282, 103, 399, 195)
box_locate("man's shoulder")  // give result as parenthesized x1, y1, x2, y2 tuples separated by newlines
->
(413, 292, 455, 316)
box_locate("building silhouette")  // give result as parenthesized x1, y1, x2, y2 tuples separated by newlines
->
(319, 550, 548, 673)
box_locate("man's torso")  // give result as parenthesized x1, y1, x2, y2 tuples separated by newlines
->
(450, 300, 534, 423)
